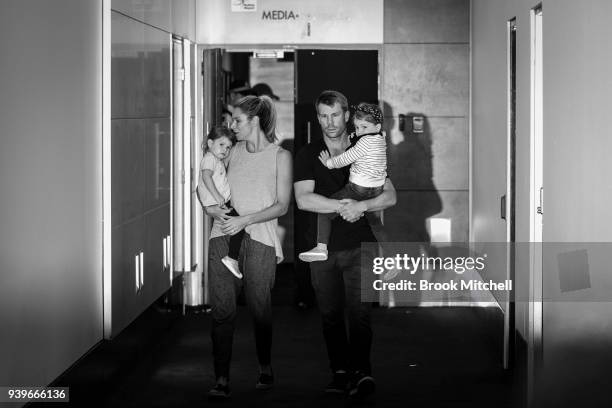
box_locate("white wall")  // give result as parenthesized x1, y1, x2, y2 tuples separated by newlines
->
(113, 0, 196, 40)
(540, 1, 612, 406)
(0, 0, 103, 387)
(195, 0, 383, 45)
(472, 0, 612, 406)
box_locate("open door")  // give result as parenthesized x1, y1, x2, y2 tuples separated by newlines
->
(197, 47, 224, 307)
(503, 18, 517, 370)
(293, 49, 379, 299)
(294, 49, 379, 151)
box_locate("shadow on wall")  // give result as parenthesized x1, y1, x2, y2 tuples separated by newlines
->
(383, 100, 442, 244)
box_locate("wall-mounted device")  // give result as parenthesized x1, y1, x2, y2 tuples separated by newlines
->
(412, 116, 424, 133)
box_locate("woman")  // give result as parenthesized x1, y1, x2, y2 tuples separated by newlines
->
(205, 95, 292, 398)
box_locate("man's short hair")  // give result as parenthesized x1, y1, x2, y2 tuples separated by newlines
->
(315, 90, 349, 113)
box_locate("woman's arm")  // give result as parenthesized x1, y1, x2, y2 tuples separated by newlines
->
(201, 169, 226, 206)
(221, 149, 293, 234)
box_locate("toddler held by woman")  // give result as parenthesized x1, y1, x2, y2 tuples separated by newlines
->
(198, 126, 244, 278)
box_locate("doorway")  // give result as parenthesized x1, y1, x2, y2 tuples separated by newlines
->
(293, 49, 379, 305)
(198, 47, 380, 306)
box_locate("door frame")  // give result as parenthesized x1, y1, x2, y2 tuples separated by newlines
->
(195, 44, 382, 304)
(503, 17, 518, 370)
(171, 36, 193, 274)
(203, 43, 384, 103)
(102, 0, 112, 338)
(528, 4, 544, 407)
(195, 46, 225, 306)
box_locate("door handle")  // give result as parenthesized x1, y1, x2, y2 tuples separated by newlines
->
(307, 121, 311, 144)
(163, 237, 167, 269)
(501, 194, 506, 220)
(135, 254, 140, 293)
(139, 251, 144, 289)
(537, 187, 543, 214)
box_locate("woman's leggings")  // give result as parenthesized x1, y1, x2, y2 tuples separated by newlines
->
(208, 234, 276, 379)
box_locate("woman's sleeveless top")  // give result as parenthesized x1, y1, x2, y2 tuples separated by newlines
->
(210, 141, 283, 263)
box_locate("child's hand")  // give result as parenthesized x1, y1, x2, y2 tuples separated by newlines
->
(318, 150, 332, 168)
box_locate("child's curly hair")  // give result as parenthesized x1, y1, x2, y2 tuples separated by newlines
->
(352, 102, 384, 125)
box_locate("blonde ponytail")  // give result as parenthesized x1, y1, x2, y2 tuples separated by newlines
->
(259, 95, 278, 143)
(234, 95, 278, 143)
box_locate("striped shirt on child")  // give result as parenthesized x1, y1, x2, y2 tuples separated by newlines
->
(326, 132, 387, 188)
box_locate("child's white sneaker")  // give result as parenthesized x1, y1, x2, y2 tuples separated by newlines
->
(298, 246, 328, 262)
(221, 256, 243, 279)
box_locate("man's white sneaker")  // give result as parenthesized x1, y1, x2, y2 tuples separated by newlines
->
(298, 247, 328, 262)
(221, 256, 243, 279)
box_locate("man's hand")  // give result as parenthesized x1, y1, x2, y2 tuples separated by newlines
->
(318, 150, 332, 168)
(338, 198, 367, 223)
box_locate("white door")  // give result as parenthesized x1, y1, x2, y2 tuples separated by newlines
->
(172, 37, 192, 273)
(528, 5, 543, 407)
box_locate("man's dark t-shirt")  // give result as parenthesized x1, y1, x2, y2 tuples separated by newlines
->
(294, 137, 377, 251)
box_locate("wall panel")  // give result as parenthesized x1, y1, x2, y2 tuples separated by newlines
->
(383, 44, 469, 117)
(172, 0, 196, 40)
(384, 0, 470, 43)
(382, 0, 470, 245)
(110, 9, 171, 337)
(385, 190, 468, 243)
(0, 0, 102, 387)
(387, 117, 468, 191)
(144, 118, 171, 211)
(111, 119, 146, 225)
(112, 0, 196, 40)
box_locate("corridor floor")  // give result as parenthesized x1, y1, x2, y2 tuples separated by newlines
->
(42, 276, 514, 407)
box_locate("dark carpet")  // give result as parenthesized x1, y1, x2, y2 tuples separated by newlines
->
(39, 268, 514, 408)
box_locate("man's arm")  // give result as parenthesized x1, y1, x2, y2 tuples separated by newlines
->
(294, 180, 341, 214)
(338, 178, 397, 221)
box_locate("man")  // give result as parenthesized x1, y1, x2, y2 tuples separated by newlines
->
(252, 82, 280, 101)
(227, 79, 256, 109)
(294, 90, 397, 397)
